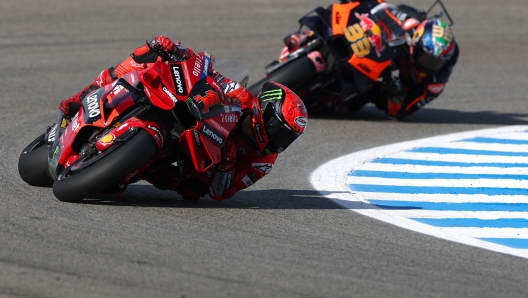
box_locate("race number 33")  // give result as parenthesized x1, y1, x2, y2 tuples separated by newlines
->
(344, 24, 370, 58)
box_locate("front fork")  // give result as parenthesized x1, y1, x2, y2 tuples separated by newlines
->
(47, 111, 68, 180)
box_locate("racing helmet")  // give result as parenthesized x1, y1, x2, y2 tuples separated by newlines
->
(252, 81, 308, 155)
(410, 19, 456, 74)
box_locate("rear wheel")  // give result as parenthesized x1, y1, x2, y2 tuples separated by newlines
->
(247, 55, 318, 96)
(18, 134, 54, 187)
(52, 129, 158, 202)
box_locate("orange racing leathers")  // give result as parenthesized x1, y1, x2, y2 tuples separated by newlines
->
(281, 1, 459, 119)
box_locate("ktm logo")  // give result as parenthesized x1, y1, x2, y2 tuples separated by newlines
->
(193, 90, 219, 113)
(335, 12, 341, 24)
(358, 63, 372, 73)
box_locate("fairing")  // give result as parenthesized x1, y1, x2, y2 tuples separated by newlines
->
(49, 51, 242, 180)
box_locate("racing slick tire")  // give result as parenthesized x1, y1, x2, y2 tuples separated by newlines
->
(52, 129, 158, 203)
(18, 134, 54, 187)
(247, 55, 318, 97)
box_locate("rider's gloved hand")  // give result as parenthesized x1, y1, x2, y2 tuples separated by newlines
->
(132, 36, 178, 63)
(148, 36, 175, 55)
(283, 29, 311, 52)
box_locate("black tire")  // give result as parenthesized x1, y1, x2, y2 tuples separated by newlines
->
(18, 134, 54, 187)
(247, 55, 318, 96)
(52, 129, 158, 202)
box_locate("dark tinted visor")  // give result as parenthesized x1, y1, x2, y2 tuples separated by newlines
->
(263, 104, 301, 154)
(414, 45, 447, 74)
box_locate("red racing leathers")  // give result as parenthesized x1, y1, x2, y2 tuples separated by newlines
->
(143, 85, 278, 201)
(59, 37, 277, 200)
(206, 87, 279, 200)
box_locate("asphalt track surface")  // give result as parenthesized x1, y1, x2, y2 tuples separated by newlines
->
(1, 0, 528, 297)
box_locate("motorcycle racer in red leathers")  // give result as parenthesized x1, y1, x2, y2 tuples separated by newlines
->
(59, 36, 308, 201)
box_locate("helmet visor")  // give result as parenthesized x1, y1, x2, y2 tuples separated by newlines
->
(414, 45, 448, 74)
(263, 103, 301, 154)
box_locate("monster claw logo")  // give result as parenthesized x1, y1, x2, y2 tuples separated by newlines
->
(193, 90, 220, 113)
(260, 89, 283, 102)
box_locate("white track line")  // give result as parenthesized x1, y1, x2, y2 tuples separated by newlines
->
(310, 125, 528, 259)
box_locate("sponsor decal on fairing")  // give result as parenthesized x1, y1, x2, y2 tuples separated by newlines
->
(201, 123, 225, 147)
(84, 92, 102, 123)
(208, 119, 230, 135)
(171, 65, 187, 95)
(109, 85, 127, 97)
(180, 61, 193, 91)
(71, 117, 81, 132)
(147, 125, 164, 147)
(162, 86, 178, 104)
(221, 113, 239, 123)
(224, 105, 242, 113)
(47, 124, 58, 143)
(193, 55, 203, 77)
(202, 56, 210, 78)
(192, 129, 201, 146)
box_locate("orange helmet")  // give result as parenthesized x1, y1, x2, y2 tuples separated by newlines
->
(251, 81, 308, 155)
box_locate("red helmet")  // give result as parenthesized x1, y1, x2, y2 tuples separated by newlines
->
(251, 81, 308, 155)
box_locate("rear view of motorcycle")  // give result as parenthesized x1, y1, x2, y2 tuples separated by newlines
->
(247, 0, 454, 115)
(18, 53, 242, 202)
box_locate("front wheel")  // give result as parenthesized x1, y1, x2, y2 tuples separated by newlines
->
(18, 134, 54, 187)
(247, 55, 318, 97)
(52, 129, 158, 202)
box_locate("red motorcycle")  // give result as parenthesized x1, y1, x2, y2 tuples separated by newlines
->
(18, 52, 244, 202)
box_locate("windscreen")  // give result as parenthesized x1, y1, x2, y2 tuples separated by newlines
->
(370, 4, 407, 47)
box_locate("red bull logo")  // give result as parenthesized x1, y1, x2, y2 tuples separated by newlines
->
(355, 13, 385, 57)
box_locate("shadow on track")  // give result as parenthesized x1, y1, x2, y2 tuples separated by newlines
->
(311, 106, 528, 125)
(81, 185, 364, 210)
